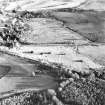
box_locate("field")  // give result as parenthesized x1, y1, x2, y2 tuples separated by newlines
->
(52, 10, 105, 43)
(0, 5, 105, 105)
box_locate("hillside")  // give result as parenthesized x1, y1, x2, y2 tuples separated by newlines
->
(0, 0, 105, 105)
(0, 0, 105, 11)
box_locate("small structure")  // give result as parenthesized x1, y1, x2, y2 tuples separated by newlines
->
(32, 71, 36, 77)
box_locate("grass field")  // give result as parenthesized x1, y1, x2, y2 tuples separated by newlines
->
(52, 10, 105, 43)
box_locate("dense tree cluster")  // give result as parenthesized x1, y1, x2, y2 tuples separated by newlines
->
(58, 79, 105, 105)
(0, 17, 24, 47)
(20, 10, 52, 19)
(0, 91, 56, 105)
